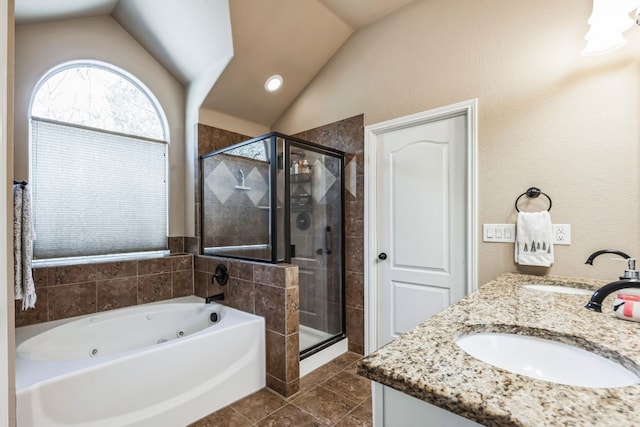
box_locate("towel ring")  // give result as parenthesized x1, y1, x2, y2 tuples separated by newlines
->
(515, 187, 552, 212)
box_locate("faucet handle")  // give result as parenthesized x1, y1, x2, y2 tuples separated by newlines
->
(624, 258, 639, 279)
(615, 257, 640, 279)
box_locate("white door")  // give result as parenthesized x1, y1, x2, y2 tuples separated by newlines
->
(375, 113, 469, 347)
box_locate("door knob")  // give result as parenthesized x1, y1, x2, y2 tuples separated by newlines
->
(378, 252, 387, 260)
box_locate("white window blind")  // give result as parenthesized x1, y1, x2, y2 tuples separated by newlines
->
(31, 118, 168, 260)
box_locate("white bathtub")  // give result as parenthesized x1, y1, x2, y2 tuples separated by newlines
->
(15, 296, 265, 426)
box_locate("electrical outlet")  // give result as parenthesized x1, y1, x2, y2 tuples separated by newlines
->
(553, 224, 571, 245)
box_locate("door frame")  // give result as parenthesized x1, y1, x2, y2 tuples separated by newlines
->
(364, 99, 478, 355)
(1, 1, 15, 425)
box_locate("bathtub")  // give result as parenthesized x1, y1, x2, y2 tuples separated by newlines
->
(15, 296, 265, 426)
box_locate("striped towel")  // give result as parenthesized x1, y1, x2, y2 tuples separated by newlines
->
(14, 183, 36, 310)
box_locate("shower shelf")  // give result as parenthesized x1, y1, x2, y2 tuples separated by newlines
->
(291, 173, 312, 183)
(257, 205, 282, 210)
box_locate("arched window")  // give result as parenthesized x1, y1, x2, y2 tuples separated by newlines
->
(30, 62, 168, 261)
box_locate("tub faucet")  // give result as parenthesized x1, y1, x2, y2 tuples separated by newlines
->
(585, 249, 640, 312)
(205, 293, 224, 303)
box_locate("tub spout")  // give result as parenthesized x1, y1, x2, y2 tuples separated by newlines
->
(585, 279, 640, 312)
(205, 293, 224, 303)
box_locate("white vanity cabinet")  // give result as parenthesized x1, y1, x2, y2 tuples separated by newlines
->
(374, 384, 483, 427)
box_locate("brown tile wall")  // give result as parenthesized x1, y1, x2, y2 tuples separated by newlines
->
(195, 124, 252, 248)
(194, 255, 300, 397)
(293, 115, 365, 354)
(15, 253, 194, 327)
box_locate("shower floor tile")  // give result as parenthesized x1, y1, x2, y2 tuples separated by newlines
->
(189, 352, 372, 427)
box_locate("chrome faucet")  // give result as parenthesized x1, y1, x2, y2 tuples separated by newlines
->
(584, 249, 640, 312)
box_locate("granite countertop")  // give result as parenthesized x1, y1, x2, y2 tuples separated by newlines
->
(357, 273, 640, 426)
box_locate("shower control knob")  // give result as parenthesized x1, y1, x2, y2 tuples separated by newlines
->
(378, 252, 387, 261)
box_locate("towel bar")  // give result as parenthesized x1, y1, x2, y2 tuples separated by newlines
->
(515, 187, 552, 212)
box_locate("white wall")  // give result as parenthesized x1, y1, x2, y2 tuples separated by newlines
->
(14, 15, 187, 236)
(273, 0, 640, 284)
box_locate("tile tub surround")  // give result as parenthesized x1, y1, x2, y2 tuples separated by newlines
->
(195, 255, 300, 397)
(357, 273, 640, 426)
(15, 254, 194, 327)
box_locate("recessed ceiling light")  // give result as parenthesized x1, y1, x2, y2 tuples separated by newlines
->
(264, 75, 283, 92)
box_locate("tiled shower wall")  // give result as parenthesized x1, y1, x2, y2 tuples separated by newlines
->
(196, 126, 301, 397)
(201, 153, 271, 251)
(196, 116, 365, 355)
(292, 115, 365, 354)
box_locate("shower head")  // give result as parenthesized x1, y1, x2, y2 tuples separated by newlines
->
(235, 169, 251, 191)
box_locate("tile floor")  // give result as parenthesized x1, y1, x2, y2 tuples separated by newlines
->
(190, 352, 373, 426)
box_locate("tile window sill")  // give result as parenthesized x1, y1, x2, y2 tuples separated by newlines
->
(32, 250, 170, 268)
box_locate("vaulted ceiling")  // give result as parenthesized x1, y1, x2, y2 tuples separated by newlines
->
(14, 0, 416, 127)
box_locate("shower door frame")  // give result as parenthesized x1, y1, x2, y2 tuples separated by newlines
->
(199, 132, 347, 358)
(283, 136, 346, 360)
(199, 134, 282, 263)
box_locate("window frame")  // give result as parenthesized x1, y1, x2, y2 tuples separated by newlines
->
(28, 60, 170, 265)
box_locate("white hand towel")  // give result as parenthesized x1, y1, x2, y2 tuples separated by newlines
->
(515, 211, 554, 267)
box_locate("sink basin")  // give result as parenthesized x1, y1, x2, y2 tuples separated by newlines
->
(455, 332, 639, 388)
(523, 284, 594, 296)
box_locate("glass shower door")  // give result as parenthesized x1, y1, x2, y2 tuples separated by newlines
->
(288, 143, 344, 356)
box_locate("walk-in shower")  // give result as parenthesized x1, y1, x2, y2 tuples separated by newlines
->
(200, 133, 345, 358)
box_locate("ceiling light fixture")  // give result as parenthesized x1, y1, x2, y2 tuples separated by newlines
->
(583, 0, 639, 56)
(264, 75, 283, 92)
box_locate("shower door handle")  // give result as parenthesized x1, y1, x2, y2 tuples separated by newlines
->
(316, 226, 333, 255)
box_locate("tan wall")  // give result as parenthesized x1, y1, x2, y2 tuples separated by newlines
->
(199, 108, 270, 138)
(273, 0, 640, 285)
(14, 16, 187, 235)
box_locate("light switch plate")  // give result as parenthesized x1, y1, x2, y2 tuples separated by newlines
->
(483, 224, 516, 243)
(483, 223, 571, 245)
